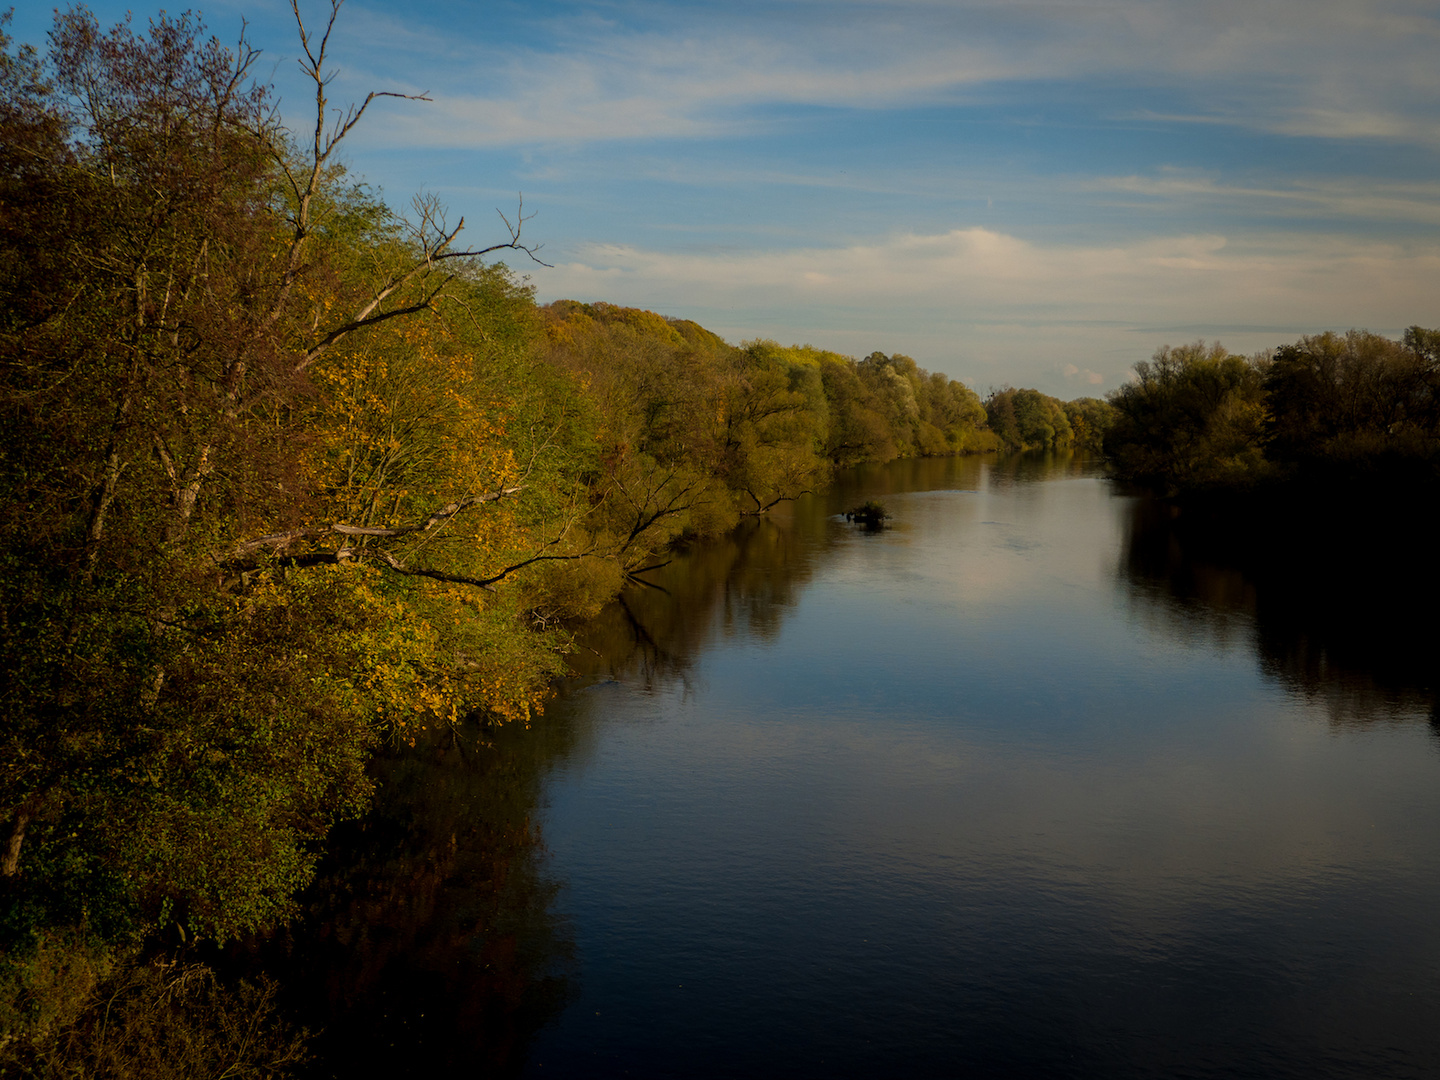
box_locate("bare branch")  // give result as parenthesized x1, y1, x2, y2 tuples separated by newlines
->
(741, 487, 813, 515)
(437, 196, 551, 267)
(267, 0, 438, 338)
(374, 547, 596, 591)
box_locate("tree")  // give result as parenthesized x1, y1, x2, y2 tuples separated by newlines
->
(817, 356, 894, 465)
(0, 1, 548, 957)
(985, 387, 1073, 451)
(1265, 329, 1440, 466)
(858, 352, 923, 455)
(1, 7, 338, 943)
(538, 302, 734, 576)
(916, 371, 989, 454)
(1404, 325, 1440, 365)
(1104, 341, 1270, 491)
(723, 346, 827, 514)
(1063, 397, 1116, 452)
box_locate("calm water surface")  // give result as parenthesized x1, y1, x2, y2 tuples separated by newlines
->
(521, 454, 1440, 1079)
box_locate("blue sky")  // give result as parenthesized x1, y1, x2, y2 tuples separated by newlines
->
(15, 0, 1440, 395)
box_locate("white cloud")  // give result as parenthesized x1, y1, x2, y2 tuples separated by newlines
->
(1063, 364, 1106, 387)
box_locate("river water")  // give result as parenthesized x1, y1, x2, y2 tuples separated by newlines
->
(280, 453, 1440, 1079)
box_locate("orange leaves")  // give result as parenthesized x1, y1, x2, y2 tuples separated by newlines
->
(305, 313, 518, 538)
(289, 300, 569, 733)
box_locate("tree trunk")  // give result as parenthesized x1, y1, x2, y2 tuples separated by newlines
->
(2, 809, 30, 877)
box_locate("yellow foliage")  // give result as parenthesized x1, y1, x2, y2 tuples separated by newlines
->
(306, 316, 523, 546)
(742, 339, 857, 369)
(289, 314, 571, 733)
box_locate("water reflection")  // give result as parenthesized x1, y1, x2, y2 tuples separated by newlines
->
(1118, 494, 1440, 728)
(529, 453, 1440, 1080)
(246, 452, 1440, 1078)
(566, 452, 1098, 693)
(233, 720, 580, 1079)
(566, 517, 819, 691)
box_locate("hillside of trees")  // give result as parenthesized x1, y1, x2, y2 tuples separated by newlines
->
(0, 8, 1120, 1068)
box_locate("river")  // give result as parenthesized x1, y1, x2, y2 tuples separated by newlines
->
(275, 452, 1440, 1079)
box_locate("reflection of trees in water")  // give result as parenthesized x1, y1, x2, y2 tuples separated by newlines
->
(232, 451, 1121, 1071)
(821, 449, 1098, 500)
(564, 452, 1102, 694)
(565, 517, 819, 691)
(228, 717, 580, 1078)
(1118, 499, 1259, 653)
(1119, 494, 1440, 729)
(984, 447, 1100, 488)
(224, 452, 1042, 1072)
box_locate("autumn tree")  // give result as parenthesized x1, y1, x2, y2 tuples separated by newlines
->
(538, 302, 733, 576)
(722, 344, 828, 514)
(816, 354, 895, 465)
(1063, 397, 1116, 452)
(0, 0, 548, 970)
(0, 7, 343, 948)
(917, 370, 990, 454)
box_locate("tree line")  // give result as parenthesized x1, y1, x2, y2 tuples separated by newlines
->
(0, 7, 1115, 1067)
(1103, 329, 1440, 495)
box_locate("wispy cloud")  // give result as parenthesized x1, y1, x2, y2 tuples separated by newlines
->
(1085, 173, 1440, 225)
(545, 226, 1440, 316)
(335, 0, 1440, 149)
(536, 225, 1440, 391)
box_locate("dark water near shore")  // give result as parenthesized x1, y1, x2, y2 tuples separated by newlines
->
(273, 453, 1440, 1079)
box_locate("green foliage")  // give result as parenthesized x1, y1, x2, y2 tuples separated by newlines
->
(1, 564, 384, 946)
(537, 301, 732, 570)
(1264, 330, 1440, 468)
(1, 949, 308, 1079)
(985, 387, 1075, 452)
(1063, 397, 1117, 452)
(0, 931, 113, 1059)
(741, 342, 988, 465)
(0, 6, 557, 972)
(525, 557, 626, 624)
(0, 2, 1024, 1029)
(1103, 329, 1440, 494)
(531, 313, 997, 587)
(10, 12, 1435, 1063)
(722, 345, 829, 515)
(1103, 341, 1270, 492)
(816, 355, 895, 466)
(1404, 325, 1440, 364)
